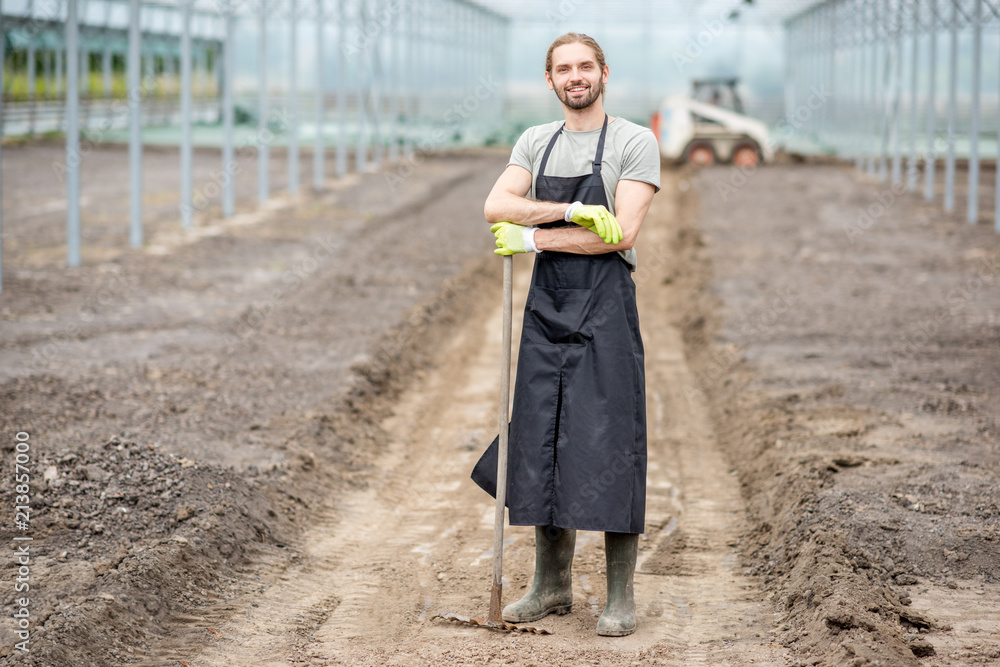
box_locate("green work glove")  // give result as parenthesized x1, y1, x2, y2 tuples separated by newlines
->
(565, 202, 623, 245)
(491, 222, 538, 255)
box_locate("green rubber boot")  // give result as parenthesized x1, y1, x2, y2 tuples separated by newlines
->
(502, 525, 576, 623)
(597, 532, 639, 636)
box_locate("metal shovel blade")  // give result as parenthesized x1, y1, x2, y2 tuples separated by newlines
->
(430, 613, 553, 635)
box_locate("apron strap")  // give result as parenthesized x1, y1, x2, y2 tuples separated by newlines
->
(537, 123, 565, 179)
(535, 114, 610, 189)
(592, 114, 609, 174)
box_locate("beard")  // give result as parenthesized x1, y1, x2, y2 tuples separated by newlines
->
(556, 82, 602, 110)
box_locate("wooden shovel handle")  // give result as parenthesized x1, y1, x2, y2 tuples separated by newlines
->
(486, 254, 513, 625)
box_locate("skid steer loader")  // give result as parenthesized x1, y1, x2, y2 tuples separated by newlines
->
(650, 78, 773, 167)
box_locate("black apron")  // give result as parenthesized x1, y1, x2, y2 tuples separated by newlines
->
(472, 115, 647, 534)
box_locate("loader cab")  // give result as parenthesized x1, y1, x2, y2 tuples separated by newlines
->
(690, 78, 745, 115)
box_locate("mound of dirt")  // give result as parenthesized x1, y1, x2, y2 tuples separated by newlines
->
(674, 163, 1000, 666)
(0, 433, 294, 665)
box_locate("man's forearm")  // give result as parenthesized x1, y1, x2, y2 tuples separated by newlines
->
(534, 225, 636, 254)
(484, 192, 570, 226)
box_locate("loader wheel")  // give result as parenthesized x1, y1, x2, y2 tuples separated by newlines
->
(684, 142, 716, 166)
(731, 142, 762, 167)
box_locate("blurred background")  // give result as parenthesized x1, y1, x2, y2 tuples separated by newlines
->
(1, 0, 999, 280)
(4, 0, 998, 140)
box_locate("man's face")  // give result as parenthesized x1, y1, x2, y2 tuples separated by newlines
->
(545, 43, 608, 111)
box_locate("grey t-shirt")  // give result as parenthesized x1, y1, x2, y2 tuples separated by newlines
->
(509, 116, 661, 270)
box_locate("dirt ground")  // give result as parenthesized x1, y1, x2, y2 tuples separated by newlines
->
(687, 161, 1000, 666)
(0, 143, 998, 666)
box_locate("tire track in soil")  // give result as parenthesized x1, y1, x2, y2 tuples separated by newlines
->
(161, 170, 793, 666)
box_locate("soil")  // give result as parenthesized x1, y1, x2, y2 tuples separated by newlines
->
(0, 143, 998, 666)
(0, 144, 511, 665)
(685, 162, 1000, 666)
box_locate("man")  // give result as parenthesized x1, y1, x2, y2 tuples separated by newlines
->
(471, 33, 659, 637)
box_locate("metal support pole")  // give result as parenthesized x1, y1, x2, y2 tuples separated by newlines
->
(907, 0, 920, 191)
(641, 0, 651, 120)
(314, 0, 325, 190)
(181, 0, 193, 228)
(477, 12, 484, 131)
(496, 15, 503, 129)
(80, 41, 89, 97)
(289, 0, 300, 195)
(966, 0, 981, 223)
(202, 45, 211, 101)
(473, 11, 479, 131)
(55, 45, 62, 100)
(944, 0, 957, 212)
(431, 0, 437, 137)
(364, 0, 385, 167)
(193, 44, 202, 101)
(878, 0, 890, 182)
(456, 3, 463, 113)
(336, 0, 347, 177)
(868, 0, 878, 176)
(429, 0, 437, 140)
(478, 12, 485, 132)
(195, 44, 203, 109)
(814, 12, 821, 140)
(205, 45, 215, 103)
(822, 8, 830, 142)
(66, 0, 81, 266)
(826, 4, 835, 147)
(356, 0, 368, 172)
(856, 0, 866, 168)
(370, 0, 382, 166)
(829, 5, 836, 150)
(440, 0, 447, 123)
(217, 35, 225, 105)
(102, 43, 112, 99)
(497, 16, 504, 130)
(873, 2, 881, 177)
(891, 0, 903, 186)
(405, 0, 415, 160)
(128, 0, 142, 248)
(388, 0, 399, 164)
(476, 11, 482, 134)
(802, 14, 810, 139)
(143, 42, 153, 83)
(461, 4, 466, 131)
(853, 0, 862, 168)
(784, 18, 794, 130)
(501, 19, 508, 127)
(925, 0, 937, 201)
(43, 49, 52, 100)
(418, 0, 427, 144)
(165, 49, 175, 102)
(488, 15, 494, 131)
(996, 30, 1000, 232)
(101, 0, 113, 99)
(807, 13, 814, 142)
(258, 3, 269, 205)
(27, 34, 36, 134)
(223, 11, 235, 217)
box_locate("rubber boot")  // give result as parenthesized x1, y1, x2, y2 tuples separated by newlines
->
(597, 531, 639, 636)
(502, 525, 576, 623)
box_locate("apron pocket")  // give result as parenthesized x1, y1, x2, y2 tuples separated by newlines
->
(526, 287, 595, 346)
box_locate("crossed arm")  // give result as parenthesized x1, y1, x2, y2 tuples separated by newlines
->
(483, 165, 656, 253)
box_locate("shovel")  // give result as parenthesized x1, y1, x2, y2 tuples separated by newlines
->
(432, 254, 553, 635)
